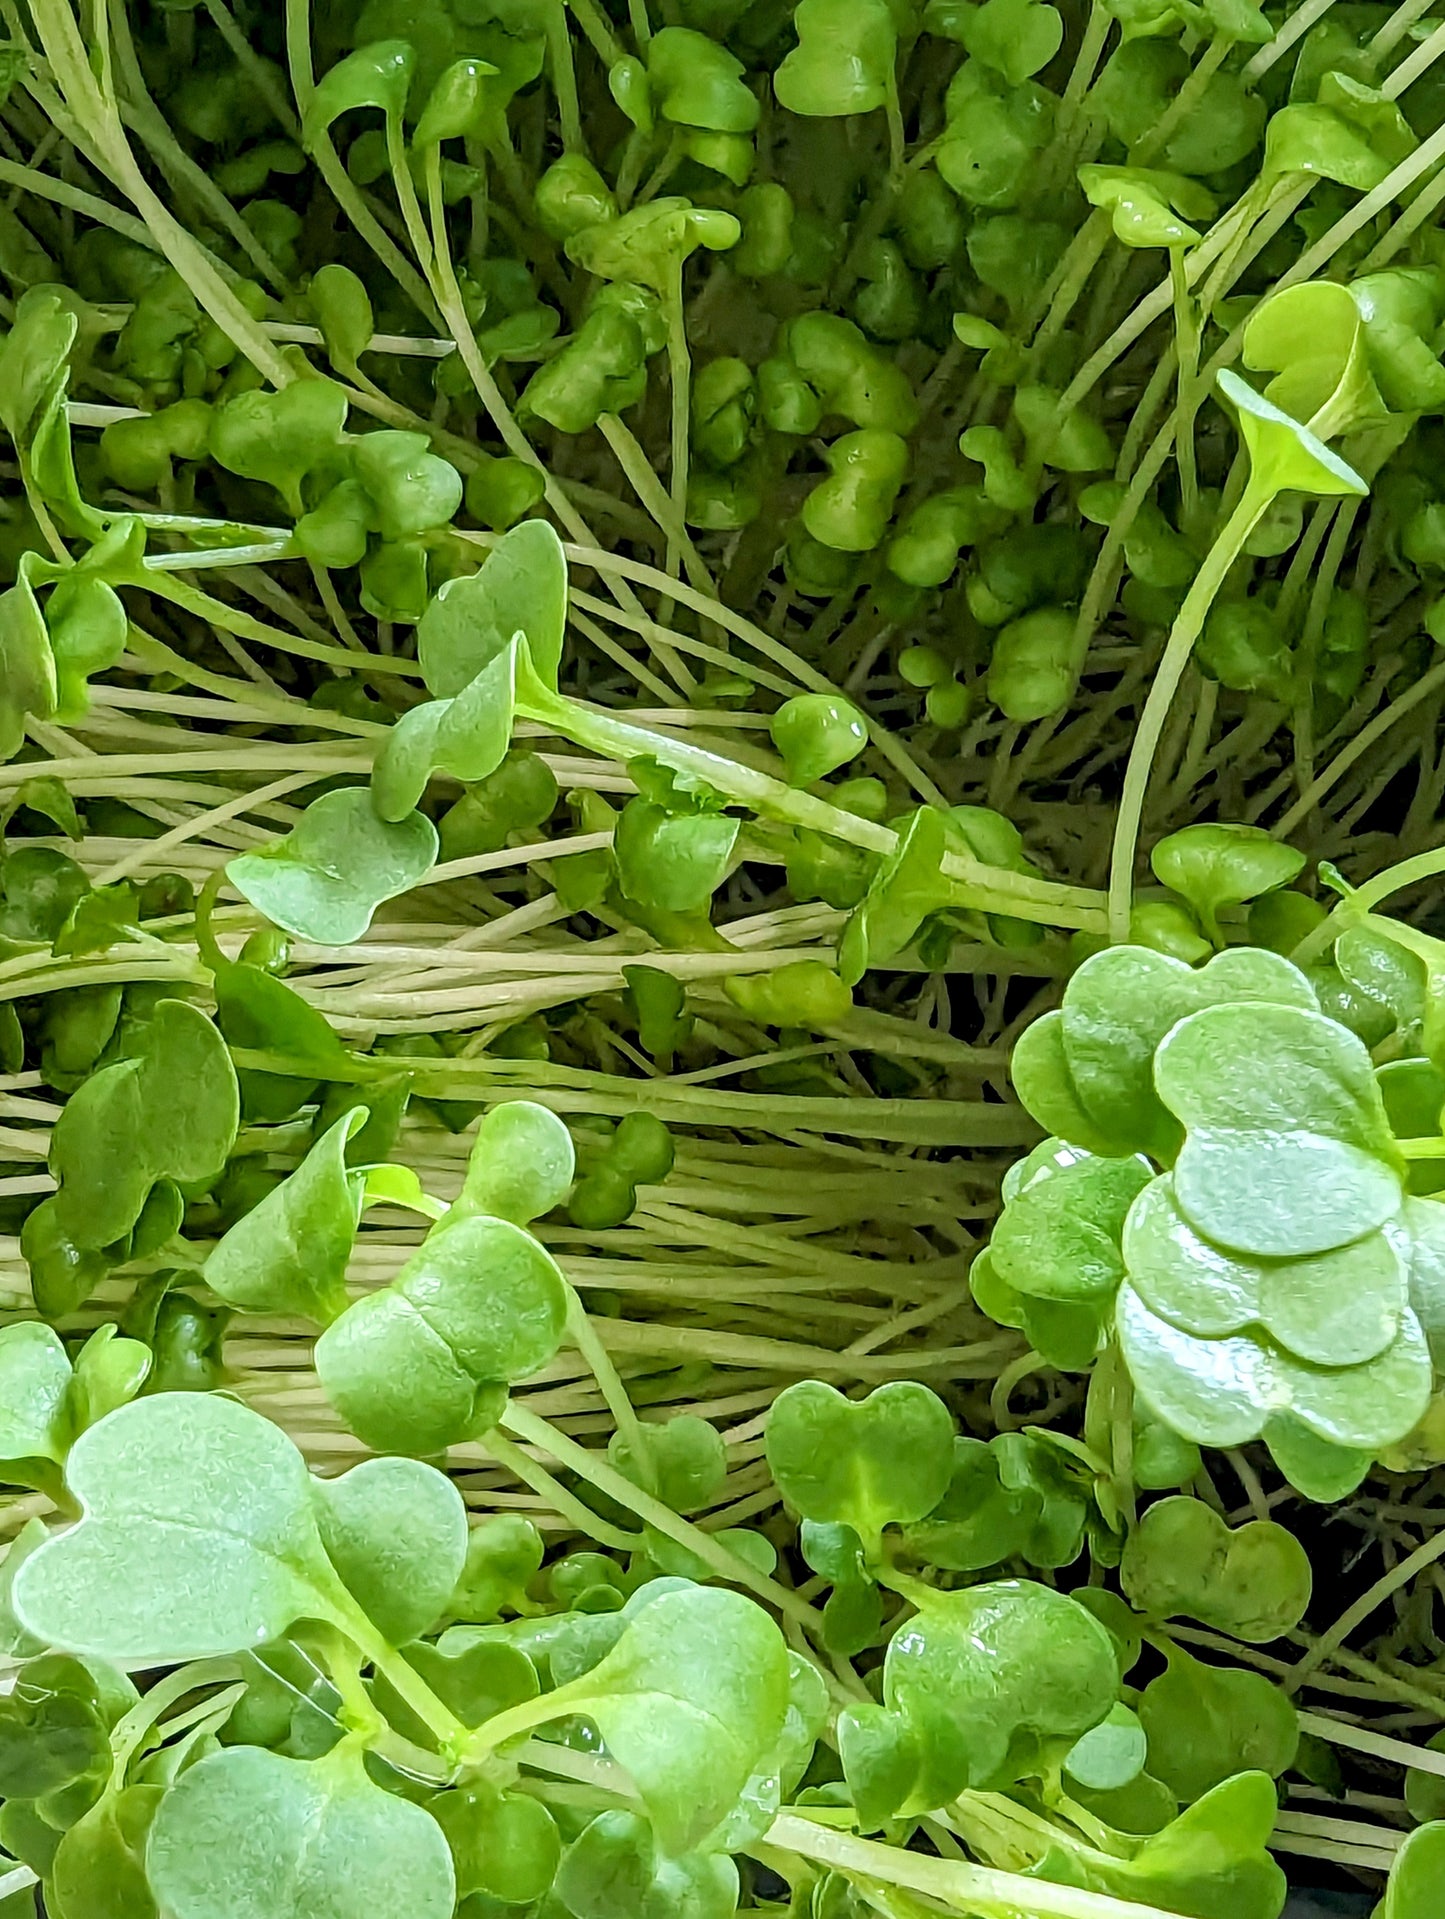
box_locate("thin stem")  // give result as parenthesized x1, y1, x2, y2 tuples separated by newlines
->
(1170, 251, 1200, 525)
(522, 681, 1107, 929)
(547, 0, 584, 151)
(664, 262, 691, 582)
(766, 1815, 1194, 1919)
(282, 0, 438, 323)
(565, 1288, 651, 1474)
(1107, 485, 1274, 937)
(1290, 1524, 1445, 1690)
(481, 1427, 641, 1551)
(385, 115, 436, 275)
(501, 1401, 826, 1629)
(1242, 0, 1339, 81)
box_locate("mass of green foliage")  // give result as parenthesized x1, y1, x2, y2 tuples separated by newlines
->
(9, 1, 1445, 1916)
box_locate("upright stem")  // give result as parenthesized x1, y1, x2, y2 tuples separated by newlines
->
(547, 0, 584, 152)
(1107, 484, 1274, 938)
(664, 261, 691, 582)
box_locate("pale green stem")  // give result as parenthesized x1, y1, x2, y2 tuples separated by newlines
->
(521, 681, 1106, 929)
(564, 1287, 651, 1478)
(30, 0, 291, 382)
(1241, 0, 1339, 81)
(501, 1401, 826, 1629)
(1170, 250, 1200, 526)
(1107, 484, 1274, 939)
(765, 1814, 1198, 1919)
(566, 0, 623, 62)
(547, 0, 584, 151)
(386, 115, 436, 275)
(664, 258, 691, 581)
(1289, 1524, 1445, 1690)
(282, 0, 438, 323)
(481, 1426, 641, 1553)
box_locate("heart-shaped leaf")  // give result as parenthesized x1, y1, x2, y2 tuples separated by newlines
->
(417, 519, 567, 698)
(228, 787, 438, 946)
(864, 1580, 1119, 1810)
(316, 1213, 568, 1455)
(1016, 943, 1316, 1162)
(553, 1585, 791, 1854)
(147, 1744, 455, 1919)
(1124, 1174, 1405, 1365)
(208, 380, 349, 515)
(1138, 1644, 1297, 1804)
(1121, 1497, 1311, 1642)
(765, 1379, 954, 1556)
(962, 0, 1062, 84)
(774, 0, 896, 115)
(351, 430, 463, 542)
(991, 1145, 1152, 1303)
(13, 1394, 358, 1663)
(1117, 1281, 1432, 1450)
(50, 997, 239, 1252)
(313, 1455, 468, 1647)
(613, 799, 739, 914)
(1150, 824, 1306, 944)
(1155, 1001, 1403, 1257)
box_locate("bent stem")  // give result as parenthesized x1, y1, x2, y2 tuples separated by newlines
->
(1107, 484, 1274, 939)
(766, 1814, 1194, 1919)
(519, 678, 1108, 930)
(501, 1399, 826, 1630)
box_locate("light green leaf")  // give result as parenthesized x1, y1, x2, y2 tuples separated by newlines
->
(146, 1743, 455, 1919)
(765, 1379, 954, 1556)
(1138, 1646, 1297, 1804)
(1120, 1496, 1311, 1642)
(228, 788, 437, 946)
(991, 1146, 1152, 1303)
(0, 1323, 73, 1470)
(1124, 1174, 1405, 1365)
(1216, 367, 1369, 500)
(416, 519, 566, 699)
(1386, 1821, 1445, 1917)
(1155, 1001, 1403, 1256)
(50, 998, 239, 1252)
(558, 1584, 792, 1854)
(313, 1456, 468, 1647)
(204, 1109, 366, 1324)
(14, 1394, 356, 1663)
(1117, 1281, 1432, 1450)
(876, 1579, 1119, 1808)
